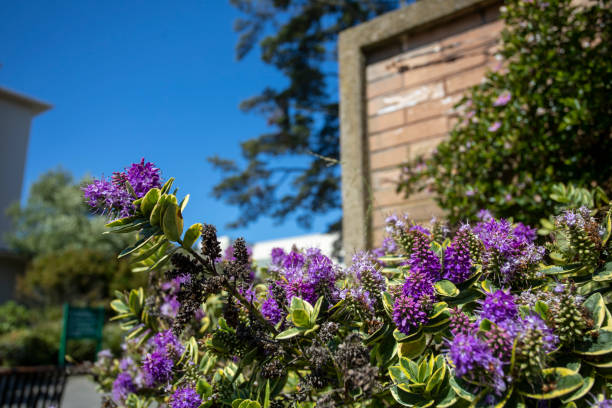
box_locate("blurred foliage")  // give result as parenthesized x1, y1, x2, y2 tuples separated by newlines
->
(399, 0, 612, 226)
(209, 1, 400, 232)
(0, 301, 32, 335)
(5, 169, 133, 257)
(17, 248, 147, 307)
(0, 304, 123, 367)
(539, 183, 610, 235)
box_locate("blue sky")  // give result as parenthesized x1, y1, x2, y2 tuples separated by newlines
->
(0, 0, 341, 243)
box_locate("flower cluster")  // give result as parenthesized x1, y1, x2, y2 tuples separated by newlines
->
(142, 330, 183, 387)
(89, 161, 612, 407)
(447, 290, 559, 398)
(83, 158, 161, 218)
(262, 247, 339, 322)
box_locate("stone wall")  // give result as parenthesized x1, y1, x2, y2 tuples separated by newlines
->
(339, 0, 504, 255)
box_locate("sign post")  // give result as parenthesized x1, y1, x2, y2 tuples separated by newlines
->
(59, 304, 105, 366)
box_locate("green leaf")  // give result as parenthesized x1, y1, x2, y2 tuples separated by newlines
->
(394, 327, 423, 343)
(196, 378, 212, 398)
(574, 329, 612, 356)
(311, 296, 323, 325)
(397, 336, 427, 360)
(149, 194, 167, 227)
(275, 327, 303, 340)
(534, 300, 549, 320)
(106, 215, 140, 228)
(561, 375, 594, 403)
(583, 293, 606, 328)
(449, 377, 476, 402)
(118, 231, 159, 259)
(160, 177, 175, 194)
(594, 262, 612, 282)
(140, 188, 160, 216)
(291, 309, 310, 328)
(518, 367, 583, 399)
(180, 194, 190, 212)
(124, 180, 137, 198)
(129, 237, 168, 263)
(106, 219, 149, 234)
(434, 280, 459, 297)
(182, 223, 202, 249)
(162, 202, 183, 242)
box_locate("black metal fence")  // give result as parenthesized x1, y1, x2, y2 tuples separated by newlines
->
(0, 366, 67, 407)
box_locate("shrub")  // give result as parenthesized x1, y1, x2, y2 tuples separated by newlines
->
(17, 248, 147, 306)
(0, 301, 32, 335)
(86, 160, 612, 407)
(398, 0, 612, 226)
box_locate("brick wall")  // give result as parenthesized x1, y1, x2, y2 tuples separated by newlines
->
(363, 2, 503, 246)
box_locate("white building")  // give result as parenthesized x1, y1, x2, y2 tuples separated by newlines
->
(0, 87, 51, 302)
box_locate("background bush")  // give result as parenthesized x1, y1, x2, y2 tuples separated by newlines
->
(399, 0, 612, 226)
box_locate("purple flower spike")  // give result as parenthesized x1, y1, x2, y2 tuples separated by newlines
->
(479, 290, 517, 324)
(443, 225, 474, 283)
(142, 350, 174, 387)
(448, 333, 506, 395)
(112, 372, 136, 402)
(171, 386, 202, 408)
(393, 295, 428, 334)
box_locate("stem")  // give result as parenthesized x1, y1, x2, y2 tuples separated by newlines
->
(185, 247, 278, 335)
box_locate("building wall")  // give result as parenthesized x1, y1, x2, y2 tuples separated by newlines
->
(364, 3, 503, 246)
(339, 0, 503, 256)
(0, 98, 35, 248)
(0, 87, 50, 302)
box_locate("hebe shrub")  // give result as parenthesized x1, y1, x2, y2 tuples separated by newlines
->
(398, 0, 612, 226)
(88, 160, 612, 407)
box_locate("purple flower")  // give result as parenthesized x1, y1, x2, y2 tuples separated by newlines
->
(519, 314, 558, 352)
(272, 248, 338, 305)
(261, 295, 284, 324)
(393, 295, 428, 334)
(477, 209, 493, 222)
(112, 372, 136, 402)
(171, 386, 202, 408)
(270, 247, 286, 265)
(448, 333, 506, 395)
(349, 251, 386, 294)
(443, 225, 474, 283)
(479, 290, 518, 324)
(513, 223, 536, 243)
(118, 357, 134, 371)
(142, 350, 174, 387)
(473, 217, 542, 283)
(407, 228, 441, 281)
(493, 91, 511, 107)
(449, 308, 473, 336)
(595, 400, 612, 408)
(403, 270, 435, 300)
(372, 236, 398, 257)
(340, 287, 375, 313)
(151, 329, 184, 356)
(124, 158, 161, 197)
(488, 121, 501, 132)
(83, 159, 161, 218)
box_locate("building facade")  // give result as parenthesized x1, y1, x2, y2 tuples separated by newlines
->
(339, 0, 503, 256)
(0, 87, 51, 301)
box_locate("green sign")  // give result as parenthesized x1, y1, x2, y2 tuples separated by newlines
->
(59, 304, 104, 366)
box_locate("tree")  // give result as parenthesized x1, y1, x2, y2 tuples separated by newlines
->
(5, 169, 143, 306)
(6, 169, 132, 256)
(398, 0, 612, 226)
(209, 1, 399, 232)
